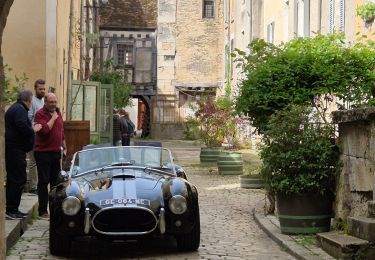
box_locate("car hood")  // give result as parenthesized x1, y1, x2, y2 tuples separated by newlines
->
(69, 171, 166, 212)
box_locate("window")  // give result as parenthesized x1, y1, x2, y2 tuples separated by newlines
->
(339, 0, 345, 32)
(203, 0, 215, 18)
(164, 55, 175, 61)
(117, 44, 133, 66)
(294, 0, 309, 37)
(267, 22, 275, 43)
(303, 0, 310, 37)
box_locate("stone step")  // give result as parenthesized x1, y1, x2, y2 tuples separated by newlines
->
(348, 216, 375, 242)
(317, 231, 372, 259)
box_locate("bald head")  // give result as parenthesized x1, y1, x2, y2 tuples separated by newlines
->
(44, 93, 58, 113)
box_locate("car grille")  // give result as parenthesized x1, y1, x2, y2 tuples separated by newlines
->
(92, 207, 158, 235)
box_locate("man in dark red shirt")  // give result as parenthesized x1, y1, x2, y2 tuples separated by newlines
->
(34, 93, 66, 219)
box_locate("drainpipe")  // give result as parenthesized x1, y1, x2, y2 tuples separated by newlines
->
(67, 0, 74, 120)
(225, 0, 231, 94)
(318, 0, 322, 32)
(79, 0, 84, 81)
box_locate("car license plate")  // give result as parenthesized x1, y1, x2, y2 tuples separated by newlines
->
(100, 198, 150, 206)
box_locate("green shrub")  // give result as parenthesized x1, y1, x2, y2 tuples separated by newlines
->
(357, 3, 375, 22)
(260, 105, 340, 195)
(183, 117, 200, 140)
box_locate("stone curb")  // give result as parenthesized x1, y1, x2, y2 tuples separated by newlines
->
(252, 208, 335, 260)
(5, 194, 39, 252)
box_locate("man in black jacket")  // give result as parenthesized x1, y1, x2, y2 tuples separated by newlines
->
(5, 90, 42, 220)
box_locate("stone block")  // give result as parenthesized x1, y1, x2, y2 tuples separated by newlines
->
(343, 156, 374, 192)
(368, 201, 375, 218)
(340, 122, 372, 159)
(348, 216, 375, 242)
(317, 231, 368, 259)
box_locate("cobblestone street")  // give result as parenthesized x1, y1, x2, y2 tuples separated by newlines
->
(7, 142, 293, 259)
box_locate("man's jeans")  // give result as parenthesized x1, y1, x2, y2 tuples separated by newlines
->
(34, 151, 61, 215)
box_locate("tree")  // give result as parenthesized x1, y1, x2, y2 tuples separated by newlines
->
(235, 34, 375, 135)
(0, 1, 15, 258)
(90, 61, 132, 109)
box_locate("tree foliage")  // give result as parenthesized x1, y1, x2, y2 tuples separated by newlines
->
(195, 96, 238, 148)
(235, 34, 375, 134)
(2, 65, 28, 106)
(90, 61, 132, 109)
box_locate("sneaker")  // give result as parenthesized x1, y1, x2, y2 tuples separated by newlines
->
(6, 211, 25, 220)
(16, 210, 28, 217)
(29, 189, 38, 195)
(38, 212, 49, 220)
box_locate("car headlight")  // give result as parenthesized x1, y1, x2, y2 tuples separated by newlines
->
(62, 196, 81, 216)
(169, 195, 187, 215)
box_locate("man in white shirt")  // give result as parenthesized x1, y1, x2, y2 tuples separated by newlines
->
(26, 79, 45, 194)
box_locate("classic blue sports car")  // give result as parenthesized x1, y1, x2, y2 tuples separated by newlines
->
(49, 146, 200, 256)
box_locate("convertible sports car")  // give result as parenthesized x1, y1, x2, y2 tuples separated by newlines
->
(49, 146, 200, 256)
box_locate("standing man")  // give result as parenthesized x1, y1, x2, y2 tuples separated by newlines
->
(113, 109, 122, 146)
(34, 93, 66, 219)
(120, 110, 135, 146)
(26, 79, 46, 194)
(5, 90, 42, 220)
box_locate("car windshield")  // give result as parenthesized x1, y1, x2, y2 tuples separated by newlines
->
(70, 146, 176, 176)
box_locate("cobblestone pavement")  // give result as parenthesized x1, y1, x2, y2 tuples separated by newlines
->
(7, 142, 293, 259)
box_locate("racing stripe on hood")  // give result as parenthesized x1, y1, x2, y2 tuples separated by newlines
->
(112, 179, 137, 206)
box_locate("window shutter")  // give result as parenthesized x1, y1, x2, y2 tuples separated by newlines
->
(329, 0, 335, 34)
(339, 0, 345, 32)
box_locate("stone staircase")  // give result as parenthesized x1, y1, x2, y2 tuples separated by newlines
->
(317, 200, 375, 259)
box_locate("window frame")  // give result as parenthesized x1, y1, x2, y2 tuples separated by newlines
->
(117, 44, 134, 66)
(203, 0, 215, 18)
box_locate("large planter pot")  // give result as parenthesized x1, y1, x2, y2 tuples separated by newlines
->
(277, 192, 333, 234)
(239, 174, 264, 189)
(217, 152, 243, 175)
(200, 147, 222, 163)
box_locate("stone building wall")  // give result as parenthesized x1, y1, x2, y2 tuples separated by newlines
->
(154, 0, 224, 139)
(157, 0, 224, 95)
(175, 0, 224, 86)
(332, 108, 375, 221)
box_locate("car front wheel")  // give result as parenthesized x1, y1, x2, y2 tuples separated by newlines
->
(176, 206, 200, 251)
(49, 220, 72, 256)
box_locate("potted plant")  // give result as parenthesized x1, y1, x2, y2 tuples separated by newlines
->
(235, 34, 375, 215)
(207, 96, 245, 175)
(195, 97, 225, 163)
(260, 105, 340, 234)
(239, 168, 264, 189)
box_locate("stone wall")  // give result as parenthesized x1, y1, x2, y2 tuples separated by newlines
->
(332, 108, 375, 221)
(150, 122, 185, 140)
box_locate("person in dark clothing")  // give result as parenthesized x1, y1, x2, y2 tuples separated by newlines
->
(120, 110, 135, 146)
(5, 90, 42, 220)
(113, 109, 122, 146)
(34, 93, 66, 220)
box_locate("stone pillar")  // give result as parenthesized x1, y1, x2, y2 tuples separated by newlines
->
(332, 108, 375, 221)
